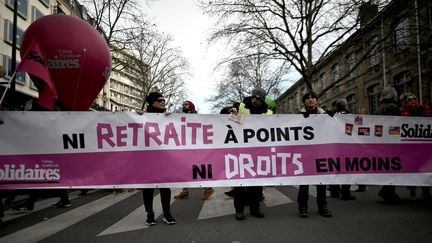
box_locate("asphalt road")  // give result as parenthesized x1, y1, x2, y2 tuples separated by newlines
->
(1, 186, 431, 243)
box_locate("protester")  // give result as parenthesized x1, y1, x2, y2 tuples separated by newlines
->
(376, 87, 401, 204)
(174, 100, 215, 200)
(138, 92, 176, 225)
(11, 100, 72, 213)
(229, 88, 272, 220)
(399, 92, 431, 200)
(297, 91, 332, 218)
(220, 102, 240, 198)
(329, 99, 356, 201)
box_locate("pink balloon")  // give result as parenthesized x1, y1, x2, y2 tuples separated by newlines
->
(18, 14, 111, 111)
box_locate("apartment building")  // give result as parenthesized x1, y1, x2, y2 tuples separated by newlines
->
(0, 0, 144, 111)
(276, 0, 432, 115)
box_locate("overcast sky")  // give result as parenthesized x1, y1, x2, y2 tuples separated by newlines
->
(143, 0, 225, 114)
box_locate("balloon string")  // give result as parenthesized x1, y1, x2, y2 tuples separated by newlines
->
(0, 71, 17, 106)
(71, 49, 86, 110)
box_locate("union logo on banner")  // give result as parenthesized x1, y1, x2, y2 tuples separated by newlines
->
(388, 126, 401, 135)
(16, 39, 57, 110)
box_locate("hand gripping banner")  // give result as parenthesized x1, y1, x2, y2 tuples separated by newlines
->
(0, 112, 431, 189)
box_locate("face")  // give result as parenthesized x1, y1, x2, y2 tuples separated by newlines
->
(304, 96, 317, 107)
(153, 97, 166, 109)
(405, 96, 417, 106)
(251, 96, 263, 107)
(182, 102, 189, 111)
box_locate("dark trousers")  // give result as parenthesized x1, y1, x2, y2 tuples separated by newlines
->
(297, 185, 328, 210)
(330, 184, 352, 197)
(233, 186, 262, 213)
(142, 188, 171, 214)
(0, 191, 4, 218)
(25, 189, 70, 209)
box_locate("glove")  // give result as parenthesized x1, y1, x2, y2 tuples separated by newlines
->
(302, 112, 309, 118)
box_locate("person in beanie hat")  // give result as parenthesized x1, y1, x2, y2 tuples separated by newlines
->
(251, 87, 266, 102)
(175, 100, 215, 200)
(138, 91, 176, 226)
(399, 93, 431, 117)
(376, 87, 401, 204)
(142, 92, 166, 113)
(399, 93, 431, 200)
(230, 88, 272, 221)
(182, 100, 197, 114)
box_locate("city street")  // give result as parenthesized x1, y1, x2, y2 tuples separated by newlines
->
(1, 186, 431, 243)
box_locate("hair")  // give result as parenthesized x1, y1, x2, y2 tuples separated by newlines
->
(379, 87, 398, 103)
(302, 91, 319, 103)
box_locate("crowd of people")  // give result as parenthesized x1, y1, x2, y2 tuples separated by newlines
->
(1, 86, 431, 225)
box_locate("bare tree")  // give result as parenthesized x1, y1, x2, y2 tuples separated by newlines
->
(199, 0, 391, 93)
(82, 0, 143, 46)
(124, 24, 190, 111)
(207, 53, 289, 112)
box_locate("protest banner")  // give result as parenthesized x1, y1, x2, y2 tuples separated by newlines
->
(0, 111, 431, 189)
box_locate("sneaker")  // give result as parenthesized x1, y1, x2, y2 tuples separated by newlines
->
(163, 213, 176, 225)
(355, 185, 367, 192)
(224, 189, 235, 198)
(202, 188, 214, 200)
(11, 206, 33, 214)
(52, 201, 71, 208)
(146, 213, 156, 226)
(235, 212, 245, 220)
(378, 190, 400, 204)
(250, 210, 265, 218)
(409, 189, 417, 201)
(174, 191, 189, 199)
(318, 208, 332, 217)
(297, 208, 309, 218)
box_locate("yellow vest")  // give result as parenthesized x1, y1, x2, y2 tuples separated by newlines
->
(238, 103, 273, 115)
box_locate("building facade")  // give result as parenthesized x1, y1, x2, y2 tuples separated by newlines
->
(0, 0, 144, 111)
(276, 0, 432, 115)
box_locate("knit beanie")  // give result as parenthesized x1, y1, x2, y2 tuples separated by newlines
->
(184, 100, 196, 111)
(252, 87, 266, 101)
(146, 92, 163, 106)
(399, 93, 416, 104)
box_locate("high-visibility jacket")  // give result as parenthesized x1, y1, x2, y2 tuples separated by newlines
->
(238, 102, 273, 115)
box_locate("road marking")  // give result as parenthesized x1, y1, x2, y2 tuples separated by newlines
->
(0, 190, 139, 243)
(3, 190, 87, 222)
(292, 185, 331, 197)
(198, 187, 234, 220)
(97, 188, 181, 236)
(263, 187, 293, 207)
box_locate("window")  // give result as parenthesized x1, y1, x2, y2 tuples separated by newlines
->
(394, 18, 410, 52)
(394, 71, 412, 95)
(5, 0, 28, 19)
(39, 0, 50, 8)
(4, 56, 26, 84)
(331, 64, 340, 82)
(319, 73, 325, 92)
(367, 84, 381, 115)
(345, 52, 356, 79)
(4, 20, 25, 48)
(367, 36, 380, 67)
(31, 6, 44, 22)
(346, 94, 357, 114)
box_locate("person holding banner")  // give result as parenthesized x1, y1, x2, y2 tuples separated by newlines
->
(329, 99, 357, 201)
(174, 100, 215, 201)
(399, 92, 431, 200)
(376, 87, 401, 204)
(138, 92, 176, 226)
(229, 87, 272, 220)
(297, 91, 332, 218)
